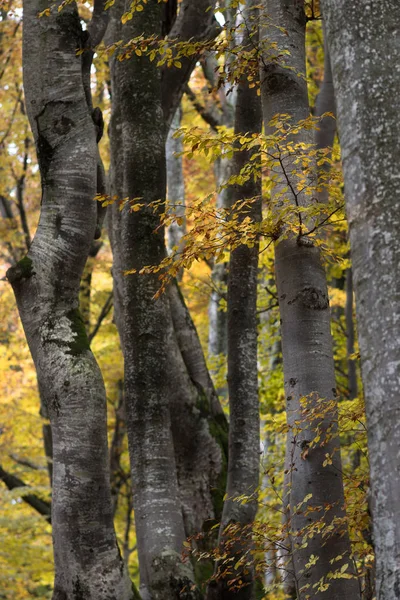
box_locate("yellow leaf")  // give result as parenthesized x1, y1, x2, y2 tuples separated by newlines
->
(121, 11, 133, 23)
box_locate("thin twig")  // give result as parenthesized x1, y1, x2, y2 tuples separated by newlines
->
(88, 292, 113, 343)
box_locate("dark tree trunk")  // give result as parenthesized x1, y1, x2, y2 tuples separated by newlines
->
(208, 3, 262, 597)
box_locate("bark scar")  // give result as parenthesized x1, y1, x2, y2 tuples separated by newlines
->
(288, 286, 329, 310)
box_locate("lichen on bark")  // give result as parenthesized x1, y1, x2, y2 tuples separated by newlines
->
(66, 309, 91, 355)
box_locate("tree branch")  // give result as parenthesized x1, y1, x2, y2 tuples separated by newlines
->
(9, 453, 47, 471)
(87, 0, 109, 47)
(161, 0, 220, 128)
(185, 84, 221, 131)
(88, 291, 113, 343)
(15, 135, 32, 250)
(0, 465, 51, 523)
(82, 0, 110, 110)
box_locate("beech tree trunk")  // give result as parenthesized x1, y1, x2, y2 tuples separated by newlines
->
(207, 3, 262, 598)
(8, 3, 133, 598)
(322, 2, 400, 598)
(259, 2, 360, 598)
(113, 3, 193, 596)
(108, 1, 225, 596)
(314, 36, 336, 207)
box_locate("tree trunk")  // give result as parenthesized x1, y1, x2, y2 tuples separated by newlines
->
(259, 2, 360, 598)
(108, 1, 224, 596)
(113, 3, 192, 596)
(208, 3, 262, 597)
(344, 268, 357, 400)
(314, 36, 336, 207)
(321, 2, 400, 598)
(8, 3, 133, 598)
(166, 105, 186, 266)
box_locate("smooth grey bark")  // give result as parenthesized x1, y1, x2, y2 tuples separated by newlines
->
(259, 2, 360, 598)
(108, 1, 224, 596)
(314, 37, 336, 155)
(112, 5, 191, 596)
(168, 280, 228, 423)
(8, 3, 133, 598)
(208, 5, 262, 596)
(321, 2, 400, 598)
(80, 240, 102, 330)
(314, 37, 336, 207)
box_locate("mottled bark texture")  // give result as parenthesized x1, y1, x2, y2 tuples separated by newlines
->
(260, 2, 360, 598)
(112, 5, 192, 597)
(322, 2, 400, 598)
(207, 4, 262, 598)
(8, 3, 133, 599)
(108, 1, 223, 597)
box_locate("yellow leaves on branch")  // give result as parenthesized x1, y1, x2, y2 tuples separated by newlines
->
(102, 13, 277, 84)
(97, 113, 345, 302)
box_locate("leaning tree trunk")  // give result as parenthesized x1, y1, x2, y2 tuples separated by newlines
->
(7, 2, 133, 599)
(321, 2, 400, 598)
(259, 2, 360, 598)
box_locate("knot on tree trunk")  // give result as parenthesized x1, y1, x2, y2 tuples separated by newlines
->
(6, 256, 34, 285)
(288, 286, 329, 310)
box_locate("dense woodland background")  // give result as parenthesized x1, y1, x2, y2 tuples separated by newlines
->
(0, 0, 398, 599)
